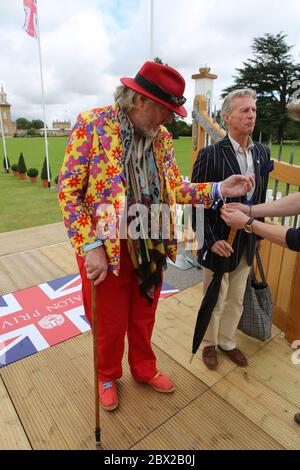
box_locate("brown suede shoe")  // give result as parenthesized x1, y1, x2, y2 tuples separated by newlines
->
(219, 347, 248, 367)
(202, 346, 218, 370)
(294, 413, 300, 425)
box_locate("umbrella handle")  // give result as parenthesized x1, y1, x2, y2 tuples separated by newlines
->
(227, 228, 237, 247)
(91, 281, 101, 448)
(222, 201, 236, 248)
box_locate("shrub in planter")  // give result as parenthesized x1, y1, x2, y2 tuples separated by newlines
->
(11, 163, 19, 175)
(27, 168, 39, 183)
(41, 156, 51, 187)
(2, 156, 10, 173)
(18, 152, 27, 179)
(27, 168, 39, 177)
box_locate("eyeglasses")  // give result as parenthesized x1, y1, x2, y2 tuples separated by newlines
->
(169, 95, 187, 106)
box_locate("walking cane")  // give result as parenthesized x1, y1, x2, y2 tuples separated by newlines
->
(91, 281, 101, 448)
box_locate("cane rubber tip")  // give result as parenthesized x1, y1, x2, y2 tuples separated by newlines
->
(95, 428, 101, 448)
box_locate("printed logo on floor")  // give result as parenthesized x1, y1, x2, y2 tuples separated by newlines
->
(0, 274, 88, 368)
(0, 275, 178, 367)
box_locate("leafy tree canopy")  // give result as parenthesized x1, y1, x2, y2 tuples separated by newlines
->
(31, 119, 44, 129)
(16, 118, 44, 130)
(222, 33, 300, 142)
(16, 118, 31, 130)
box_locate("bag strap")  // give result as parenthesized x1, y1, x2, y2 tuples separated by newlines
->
(255, 249, 267, 285)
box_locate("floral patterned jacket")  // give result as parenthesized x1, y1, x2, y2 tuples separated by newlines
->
(58, 105, 212, 275)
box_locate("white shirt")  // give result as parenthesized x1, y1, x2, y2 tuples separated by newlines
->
(228, 133, 255, 200)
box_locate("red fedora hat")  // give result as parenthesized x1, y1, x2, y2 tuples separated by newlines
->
(120, 61, 187, 117)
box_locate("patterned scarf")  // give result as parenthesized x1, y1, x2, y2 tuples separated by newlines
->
(118, 110, 166, 303)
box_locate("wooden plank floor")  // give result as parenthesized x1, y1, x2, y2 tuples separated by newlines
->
(0, 223, 300, 450)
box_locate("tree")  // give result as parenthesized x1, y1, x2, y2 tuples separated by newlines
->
(41, 156, 51, 180)
(166, 118, 192, 138)
(2, 156, 10, 171)
(27, 128, 38, 136)
(222, 33, 300, 142)
(176, 119, 192, 137)
(31, 119, 44, 129)
(166, 116, 179, 139)
(153, 57, 168, 66)
(18, 152, 27, 174)
(16, 118, 31, 130)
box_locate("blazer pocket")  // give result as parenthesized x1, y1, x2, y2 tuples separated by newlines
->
(260, 159, 274, 177)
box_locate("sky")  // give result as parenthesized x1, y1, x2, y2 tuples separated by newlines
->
(0, 0, 300, 127)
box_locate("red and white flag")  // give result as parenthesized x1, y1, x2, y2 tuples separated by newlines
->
(23, 0, 38, 38)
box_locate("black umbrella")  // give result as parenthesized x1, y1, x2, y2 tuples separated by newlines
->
(190, 228, 236, 363)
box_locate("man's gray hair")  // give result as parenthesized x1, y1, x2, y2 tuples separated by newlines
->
(287, 99, 300, 122)
(114, 85, 137, 111)
(221, 88, 257, 124)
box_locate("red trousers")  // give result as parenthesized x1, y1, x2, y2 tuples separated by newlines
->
(76, 241, 162, 382)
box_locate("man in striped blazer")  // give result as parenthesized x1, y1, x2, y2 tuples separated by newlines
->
(192, 89, 270, 370)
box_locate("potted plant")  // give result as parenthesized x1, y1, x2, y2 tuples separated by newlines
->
(18, 152, 27, 180)
(2, 156, 10, 173)
(27, 167, 39, 183)
(11, 163, 19, 176)
(41, 156, 51, 187)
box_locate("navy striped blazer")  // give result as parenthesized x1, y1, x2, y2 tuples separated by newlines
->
(191, 136, 270, 272)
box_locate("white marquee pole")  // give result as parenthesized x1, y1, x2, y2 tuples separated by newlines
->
(35, 0, 51, 187)
(0, 104, 9, 172)
(149, 0, 154, 60)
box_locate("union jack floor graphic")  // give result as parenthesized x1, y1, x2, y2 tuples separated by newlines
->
(0, 274, 179, 368)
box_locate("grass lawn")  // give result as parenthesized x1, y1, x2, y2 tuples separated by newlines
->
(1, 136, 67, 177)
(1, 136, 300, 233)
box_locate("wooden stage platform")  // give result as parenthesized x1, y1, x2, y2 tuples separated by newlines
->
(0, 223, 299, 450)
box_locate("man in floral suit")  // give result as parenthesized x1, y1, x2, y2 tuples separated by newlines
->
(58, 61, 254, 411)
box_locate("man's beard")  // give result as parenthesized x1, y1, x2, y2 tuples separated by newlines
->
(134, 124, 159, 139)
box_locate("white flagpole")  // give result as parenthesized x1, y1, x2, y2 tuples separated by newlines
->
(0, 106, 9, 172)
(149, 0, 154, 60)
(35, 1, 50, 188)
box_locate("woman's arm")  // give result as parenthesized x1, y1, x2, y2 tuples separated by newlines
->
(250, 220, 288, 247)
(228, 192, 300, 218)
(238, 217, 300, 252)
(220, 207, 298, 249)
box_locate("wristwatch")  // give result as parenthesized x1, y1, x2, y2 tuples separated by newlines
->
(243, 217, 254, 233)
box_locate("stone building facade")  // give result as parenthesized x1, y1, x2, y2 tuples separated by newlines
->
(39, 120, 71, 137)
(0, 85, 17, 137)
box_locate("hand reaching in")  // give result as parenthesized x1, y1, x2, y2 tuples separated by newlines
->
(220, 207, 249, 230)
(225, 202, 250, 215)
(220, 174, 255, 198)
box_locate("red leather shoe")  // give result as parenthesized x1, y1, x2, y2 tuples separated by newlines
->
(99, 381, 118, 411)
(145, 372, 175, 393)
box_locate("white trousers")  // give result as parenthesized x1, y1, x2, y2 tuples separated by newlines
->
(202, 255, 250, 350)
